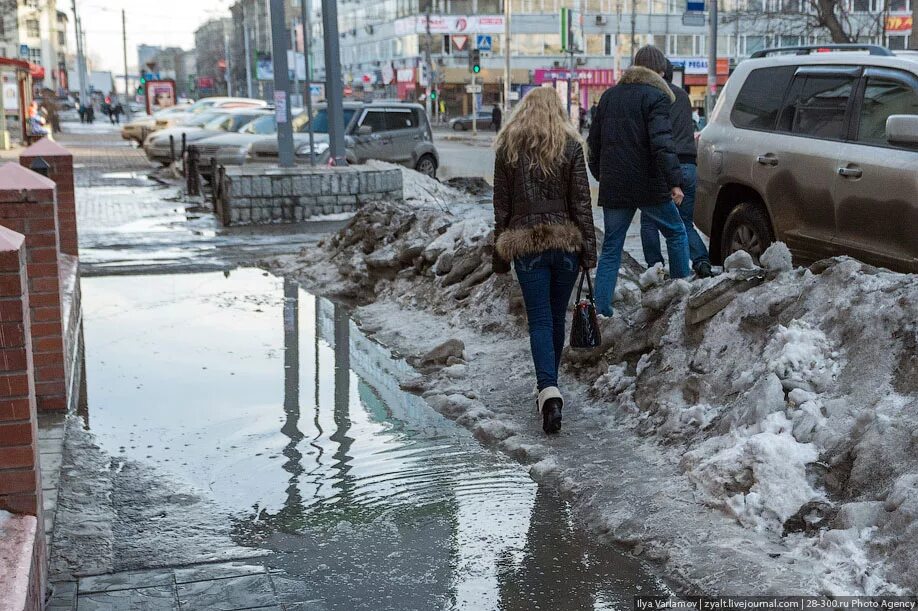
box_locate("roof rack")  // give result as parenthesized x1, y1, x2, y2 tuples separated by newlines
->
(751, 44, 893, 58)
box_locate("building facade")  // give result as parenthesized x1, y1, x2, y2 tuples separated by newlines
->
(0, 0, 69, 94)
(228, 0, 301, 101)
(301, 0, 908, 116)
(194, 18, 232, 97)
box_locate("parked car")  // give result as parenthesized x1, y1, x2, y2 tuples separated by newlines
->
(154, 97, 268, 131)
(190, 110, 308, 179)
(448, 111, 494, 131)
(247, 101, 439, 177)
(121, 104, 192, 145)
(696, 44, 918, 273)
(143, 108, 271, 165)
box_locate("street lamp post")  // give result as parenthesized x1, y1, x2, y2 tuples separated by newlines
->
(321, 0, 347, 167)
(300, 0, 316, 165)
(503, 0, 511, 113)
(707, 0, 719, 116)
(269, 0, 294, 167)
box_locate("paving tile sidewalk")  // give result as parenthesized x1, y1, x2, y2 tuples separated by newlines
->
(46, 560, 321, 610)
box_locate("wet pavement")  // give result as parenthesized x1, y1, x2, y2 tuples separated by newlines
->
(46, 268, 668, 609)
(34, 123, 670, 609)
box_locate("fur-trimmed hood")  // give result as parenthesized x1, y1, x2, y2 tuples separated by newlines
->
(618, 66, 675, 102)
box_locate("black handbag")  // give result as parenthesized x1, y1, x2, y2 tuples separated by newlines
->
(570, 270, 602, 350)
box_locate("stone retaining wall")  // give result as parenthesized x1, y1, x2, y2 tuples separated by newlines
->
(218, 165, 403, 226)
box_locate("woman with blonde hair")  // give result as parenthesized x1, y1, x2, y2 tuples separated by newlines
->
(492, 87, 597, 435)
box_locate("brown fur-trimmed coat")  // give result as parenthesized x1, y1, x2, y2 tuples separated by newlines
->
(492, 139, 597, 274)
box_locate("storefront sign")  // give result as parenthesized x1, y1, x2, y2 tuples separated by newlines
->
(396, 68, 415, 83)
(886, 15, 913, 31)
(670, 57, 729, 75)
(395, 15, 505, 35)
(533, 68, 616, 87)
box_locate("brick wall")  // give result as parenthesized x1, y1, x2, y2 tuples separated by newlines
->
(0, 225, 44, 518)
(19, 138, 78, 257)
(0, 163, 67, 412)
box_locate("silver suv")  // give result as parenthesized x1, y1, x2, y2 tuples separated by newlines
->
(247, 101, 440, 177)
(696, 45, 918, 273)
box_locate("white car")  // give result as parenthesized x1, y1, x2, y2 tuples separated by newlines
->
(153, 97, 268, 131)
(143, 109, 270, 165)
(120, 104, 192, 145)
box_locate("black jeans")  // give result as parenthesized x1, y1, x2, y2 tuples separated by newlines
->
(514, 249, 580, 391)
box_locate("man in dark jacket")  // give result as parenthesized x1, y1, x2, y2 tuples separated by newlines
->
(587, 45, 690, 316)
(492, 104, 503, 132)
(640, 59, 713, 278)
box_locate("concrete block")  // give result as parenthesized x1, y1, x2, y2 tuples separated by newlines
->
(317, 195, 337, 206)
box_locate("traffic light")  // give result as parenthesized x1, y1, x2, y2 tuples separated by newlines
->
(469, 49, 481, 74)
(430, 90, 438, 101)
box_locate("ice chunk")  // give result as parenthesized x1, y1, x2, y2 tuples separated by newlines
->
(761, 242, 793, 272)
(724, 250, 756, 271)
(766, 320, 840, 393)
(638, 263, 666, 289)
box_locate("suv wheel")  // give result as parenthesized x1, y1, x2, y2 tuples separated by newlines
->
(416, 154, 437, 178)
(720, 202, 774, 263)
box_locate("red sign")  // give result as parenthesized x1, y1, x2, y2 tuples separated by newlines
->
(533, 68, 616, 87)
(452, 35, 469, 51)
(886, 15, 913, 31)
(343, 85, 353, 96)
(145, 79, 176, 114)
(197, 76, 215, 89)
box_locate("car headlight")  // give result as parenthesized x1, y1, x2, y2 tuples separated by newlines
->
(237, 144, 252, 156)
(296, 142, 329, 156)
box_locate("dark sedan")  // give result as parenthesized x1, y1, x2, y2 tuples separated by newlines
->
(449, 111, 494, 131)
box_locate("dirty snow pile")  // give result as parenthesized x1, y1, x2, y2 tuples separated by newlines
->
(270, 193, 918, 595)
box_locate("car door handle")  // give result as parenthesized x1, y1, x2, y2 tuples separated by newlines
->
(756, 155, 779, 167)
(838, 166, 863, 179)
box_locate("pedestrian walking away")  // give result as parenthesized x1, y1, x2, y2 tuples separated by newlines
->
(492, 104, 503, 132)
(492, 87, 597, 435)
(640, 59, 714, 278)
(587, 44, 690, 317)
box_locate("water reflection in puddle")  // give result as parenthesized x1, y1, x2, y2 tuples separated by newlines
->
(81, 268, 666, 610)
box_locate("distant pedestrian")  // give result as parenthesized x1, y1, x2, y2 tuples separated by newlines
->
(578, 107, 587, 132)
(111, 101, 124, 125)
(28, 102, 49, 137)
(492, 103, 502, 132)
(78, 103, 86, 124)
(87, 104, 95, 124)
(492, 87, 597, 435)
(589, 101, 598, 123)
(587, 45, 689, 317)
(640, 59, 713, 278)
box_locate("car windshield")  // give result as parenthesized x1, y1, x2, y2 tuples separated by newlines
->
(189, 112, 225, 128)
(188, 99, 217, 114)
(305, 108, 357, 133)
(240, 115, 277, 135)
(154, 106, 188, 119)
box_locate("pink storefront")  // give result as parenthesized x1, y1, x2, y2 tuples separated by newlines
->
(533, 68, 616, 111)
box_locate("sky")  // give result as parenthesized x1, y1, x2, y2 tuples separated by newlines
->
(72, 0, 235, 74)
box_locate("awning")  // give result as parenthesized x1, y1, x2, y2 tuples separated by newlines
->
(29, 63, 45, 80)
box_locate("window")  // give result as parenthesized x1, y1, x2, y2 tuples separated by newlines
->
(856, 75, 918, 146)
(777, 72, 856, 139)
(26, 19, 40, 38)
(58, 31, 66, 47)
(359, 109, 388, 133)
(731, 66, 796, 130)
(29, 48, 42, 65)
(386, 108, 419, 130)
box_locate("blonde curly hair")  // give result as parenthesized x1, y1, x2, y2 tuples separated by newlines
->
(494, 87, 582, 177)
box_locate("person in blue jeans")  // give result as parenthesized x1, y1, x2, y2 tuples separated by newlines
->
(587, 45, 691, 317)
(640, 60, 713, 278)
(492, 88, 597, 435)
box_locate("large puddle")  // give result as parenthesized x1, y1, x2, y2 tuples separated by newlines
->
(81, 268, 667, 609)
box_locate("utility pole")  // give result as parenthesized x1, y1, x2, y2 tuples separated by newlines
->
(300, 0, 316, 165)
(225, 26, 234, 97)
(630, 0, 637, 59)
(321, 0, 347, 166)
(291, 17, 300, 107)
(243, 5, 254, 99)
(911, 0, 917, 49)
(423, 4, 433, 121)
(503, 0, 511, 113)
(707, 0, 718, 116)
(71, 0, 86, 103)
(269, 0, 294, 167)
(122, 9, 129, 109)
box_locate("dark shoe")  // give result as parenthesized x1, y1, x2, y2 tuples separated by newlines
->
(694, 261, 716, 278)
(538, 387, 563, 435)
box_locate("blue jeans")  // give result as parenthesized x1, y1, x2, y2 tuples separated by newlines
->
(514, 250, 580, 391)
(595, 204, 690, 317)
(640, 164, 710, 268)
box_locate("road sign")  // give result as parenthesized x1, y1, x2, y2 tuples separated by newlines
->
(508, 90, 520, 101)
(687, 0, 705, 10)
(476, 35, 492, 51)
(19, 45, 29, 59)
(465, 84, 482, 94)
(453, 35, 469, 51)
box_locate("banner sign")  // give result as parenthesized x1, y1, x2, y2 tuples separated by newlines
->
(886, 15, 913, 31)
(395, 15, 505, 35)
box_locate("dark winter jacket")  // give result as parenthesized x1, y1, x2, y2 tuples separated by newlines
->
(492, 138, 597, 274)
(587, 66, 683, 209)
(668, 82, 697, 165)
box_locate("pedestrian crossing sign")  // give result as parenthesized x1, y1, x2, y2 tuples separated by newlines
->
(476, 35, 493, 52)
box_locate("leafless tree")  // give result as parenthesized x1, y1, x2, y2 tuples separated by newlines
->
(731, 0, 887, 45)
